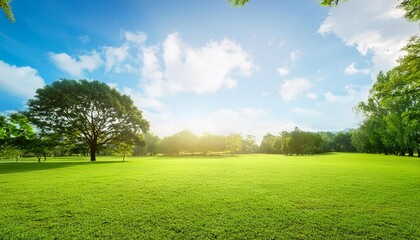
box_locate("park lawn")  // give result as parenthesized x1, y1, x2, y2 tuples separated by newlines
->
(0, 153, 419, 239)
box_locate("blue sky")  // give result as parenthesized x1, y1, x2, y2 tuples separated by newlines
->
(0, 0, 418, 142)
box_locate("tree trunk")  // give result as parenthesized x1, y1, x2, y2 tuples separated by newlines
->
(399, 149, 405, 156)
(90, 144, 97, 161)
(408, 147, 414, 157)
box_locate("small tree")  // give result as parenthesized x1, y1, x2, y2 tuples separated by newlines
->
(114, 142, 134, 161)
(27, 133, 57, 163)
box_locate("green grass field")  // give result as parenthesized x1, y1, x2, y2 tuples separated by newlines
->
(0, 153, 419, 239)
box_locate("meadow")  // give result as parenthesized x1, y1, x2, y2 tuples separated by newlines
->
(0, 153, 419, 239)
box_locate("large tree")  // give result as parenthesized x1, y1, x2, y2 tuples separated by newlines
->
(26, 79, 149, 161)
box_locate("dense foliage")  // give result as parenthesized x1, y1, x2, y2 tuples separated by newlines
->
(0, 113, 34, 161)
(353, 36, 420, 156)
(259, 128, 355, 155)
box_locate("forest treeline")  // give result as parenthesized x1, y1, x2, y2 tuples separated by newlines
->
(134, 128, 355, 156)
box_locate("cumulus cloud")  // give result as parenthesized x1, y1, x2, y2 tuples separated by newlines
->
(141, 33, 255, 98)
(49, 51, 103, 77)
(277, 67, 290, 76)
(344, 62, 371, 75)
(51, 30, 148, 76)
(0, 60, 45, 98)
(278, 78, 312, 101)
(103, 45, 134, 73)
(319, 0, 418, 73)
(47, 31, 254, 114)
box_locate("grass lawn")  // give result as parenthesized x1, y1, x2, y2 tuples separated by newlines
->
(0, 153, 419, 239)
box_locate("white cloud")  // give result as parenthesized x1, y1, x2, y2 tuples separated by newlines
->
(290, 50, 301, 62)
(344, 62, 371, 75)
(103, 45, 134, 73)
(141, 46, 168, 98)
(49, 51, 103, 77)
(278, 78, 312, 101)
(291, 107, 320, 116)
(123, 30, 147, 45)
(306, 92, 318, 100)
(319, 0, 418, 73)
(0, 60, 45, 98)
(141, 32, 255, 98)
(277, 67, 290, 76)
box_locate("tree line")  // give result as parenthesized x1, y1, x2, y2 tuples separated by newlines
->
(136, 131, 257, 156)
(130, 128, 356, 156)
(259, 128, 355, 155)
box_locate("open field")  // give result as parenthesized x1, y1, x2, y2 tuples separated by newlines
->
(0, 153, 419, 239)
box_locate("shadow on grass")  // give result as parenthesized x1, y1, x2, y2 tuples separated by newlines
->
(0, 160, 124, 175)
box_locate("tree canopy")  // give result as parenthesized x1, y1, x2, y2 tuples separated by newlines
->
(26, 79, 149, 161)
